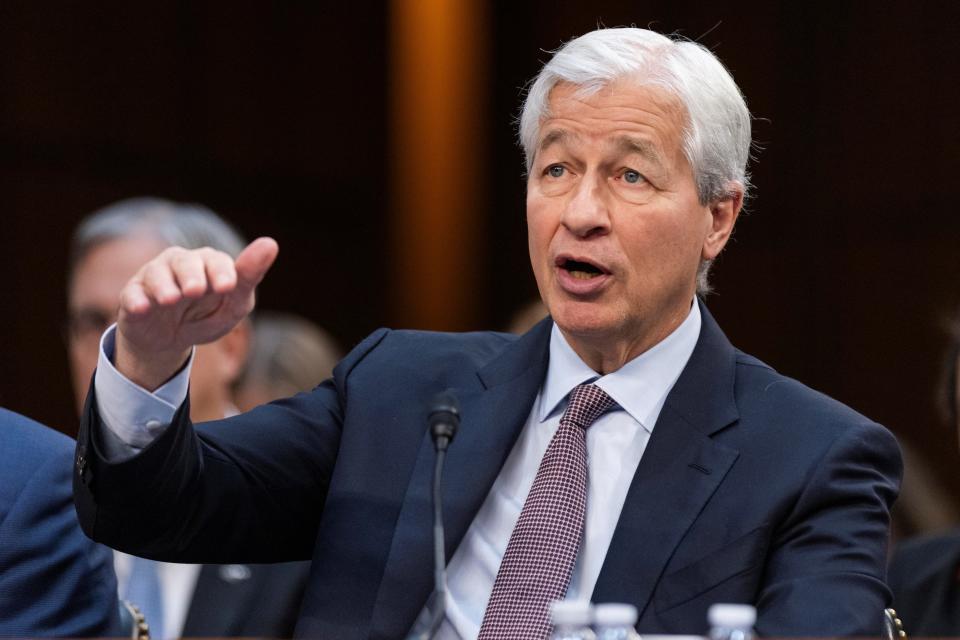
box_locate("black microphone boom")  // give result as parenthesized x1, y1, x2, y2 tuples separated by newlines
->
(406, 391, 460, 640)
(429, 391, 459, 451)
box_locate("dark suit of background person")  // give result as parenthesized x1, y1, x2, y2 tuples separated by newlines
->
(0, 408, 121, 637)
(888, 530, 960, 635)
(73, 303, 901, 639)
(886, 307, 960, 635)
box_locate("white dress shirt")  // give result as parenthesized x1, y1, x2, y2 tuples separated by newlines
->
(94, 302, 701, 639)
(114, 552, 201, 640)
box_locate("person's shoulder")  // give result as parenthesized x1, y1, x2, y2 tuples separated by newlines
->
(732, 350, 879, 428)
(0, 408, 73, 473)
(0, 409, 74, 518)
(341, 327, 517, 375)
(728, 351, 899, 465)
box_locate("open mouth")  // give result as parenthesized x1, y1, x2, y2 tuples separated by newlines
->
(558, 257, 608, 280)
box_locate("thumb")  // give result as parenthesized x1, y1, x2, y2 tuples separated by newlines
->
(235, 237, 279, 291)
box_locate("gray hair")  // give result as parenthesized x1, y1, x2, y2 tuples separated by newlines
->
(69, 197, 246, 275)
(519, 28, 753, 295)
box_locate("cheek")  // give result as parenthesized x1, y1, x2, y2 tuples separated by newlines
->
(68, 342, 97, 378)
(525, 202, 553, 259)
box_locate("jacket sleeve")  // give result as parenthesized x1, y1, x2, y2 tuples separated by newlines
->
(755, 420, 903, 636)
(73, 328, 391, 564)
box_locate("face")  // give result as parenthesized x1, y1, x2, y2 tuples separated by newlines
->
(526, 80, 739, 371)
(67, 235, 247, 420)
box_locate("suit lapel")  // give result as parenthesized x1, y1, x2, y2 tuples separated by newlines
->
(592, 302, 741, 617)
(368, 320, 552, 639)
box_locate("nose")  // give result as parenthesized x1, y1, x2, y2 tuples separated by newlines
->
(561, 172, 610, 238)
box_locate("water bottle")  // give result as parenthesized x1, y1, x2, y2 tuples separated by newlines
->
(550, 600, 595, 640)
(707, 603, 756, 640)
(594, 603, 640, 640)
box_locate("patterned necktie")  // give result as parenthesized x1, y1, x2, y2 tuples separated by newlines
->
(478, 383, 617, 640)
(125, 556, 165, 640)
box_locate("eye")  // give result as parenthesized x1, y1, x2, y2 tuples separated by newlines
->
(622, 169, 644, 184)
(546, 164, 565, 178)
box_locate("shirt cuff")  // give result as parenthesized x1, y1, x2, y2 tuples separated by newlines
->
(94, 324, 194, 452)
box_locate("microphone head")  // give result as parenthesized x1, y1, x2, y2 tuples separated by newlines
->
(428, 391, 460, 446)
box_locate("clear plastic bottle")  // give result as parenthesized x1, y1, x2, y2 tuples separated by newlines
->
(707, 603, 756, 640)
(594, 603, 640, 640)
(550, 600, 596, 640)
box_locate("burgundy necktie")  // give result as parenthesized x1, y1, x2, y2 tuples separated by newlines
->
(478, 383, 617, 640)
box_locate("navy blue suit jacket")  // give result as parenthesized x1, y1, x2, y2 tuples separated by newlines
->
(0, 408, 121, 637)
(74, 305, 901, 638)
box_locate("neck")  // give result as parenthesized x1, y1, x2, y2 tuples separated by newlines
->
(561, 304, 693, 375)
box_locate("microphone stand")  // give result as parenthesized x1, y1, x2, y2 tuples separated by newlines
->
(406, 392, 459, 640)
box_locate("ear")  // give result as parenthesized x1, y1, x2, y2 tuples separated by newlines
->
(702, 184, 744, 261)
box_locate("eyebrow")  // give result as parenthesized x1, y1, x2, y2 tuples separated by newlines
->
(537, 129, 579, 154)
(536, 130, 667, 170)
(615, 136, 666, 169)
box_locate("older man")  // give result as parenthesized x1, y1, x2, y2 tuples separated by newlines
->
(66, 198, 308, 639)
(73, 29, 901, 639)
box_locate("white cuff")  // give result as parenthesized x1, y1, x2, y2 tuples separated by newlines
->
(94, 324, 194, 451)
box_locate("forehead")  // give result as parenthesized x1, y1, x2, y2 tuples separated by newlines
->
(537, 80, 688, 157)
(69, 235, 168, 308)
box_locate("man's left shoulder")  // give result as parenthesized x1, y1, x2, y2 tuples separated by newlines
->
(730, 350, 894, 445)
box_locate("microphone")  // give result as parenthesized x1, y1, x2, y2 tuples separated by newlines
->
(429, 391, 459, 452)
(406, 391, 460, 640)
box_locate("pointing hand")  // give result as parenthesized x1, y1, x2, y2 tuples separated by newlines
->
(115, 237, 279, 390)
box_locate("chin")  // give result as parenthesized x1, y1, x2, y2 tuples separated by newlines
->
(549, 300, 618, 339)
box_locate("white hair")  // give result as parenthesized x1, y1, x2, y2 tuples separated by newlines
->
(519, 28, 753, 294)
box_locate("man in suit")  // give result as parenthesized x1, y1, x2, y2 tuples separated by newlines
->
(73, 28, 901, 639)
(0, 408, 121, 637)
(66, 198, 309, 639)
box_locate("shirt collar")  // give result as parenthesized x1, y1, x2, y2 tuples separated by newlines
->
(538, 301, 702, 432)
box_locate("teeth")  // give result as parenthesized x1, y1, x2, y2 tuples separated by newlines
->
(570, 270, 599, 279)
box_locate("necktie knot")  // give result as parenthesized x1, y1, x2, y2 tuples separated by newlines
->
(561, 383, 616, 430)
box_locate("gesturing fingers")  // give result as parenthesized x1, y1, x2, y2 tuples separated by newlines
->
(170, 249, 209, 298)
(142, 253, 186, 305)
(117, 240, 277, 351)
(119, 280, 153, 316)
(234, 237, 279, 295)
(202, 247, 238, 294)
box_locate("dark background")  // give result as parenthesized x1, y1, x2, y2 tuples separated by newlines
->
(2, 4, 959, 516)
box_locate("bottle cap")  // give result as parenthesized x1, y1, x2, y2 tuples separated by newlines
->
(551, 600, 593, 626)
(594, 603, 638, 626)
(707, 604, 756, 629)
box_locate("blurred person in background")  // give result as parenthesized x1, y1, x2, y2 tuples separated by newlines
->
(66, 198, 309, 639)
(233, 311, 341, 411)
(0, 408, 121, 637)
(888, 311, 960, 635)
(505, 299, 548, 336)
